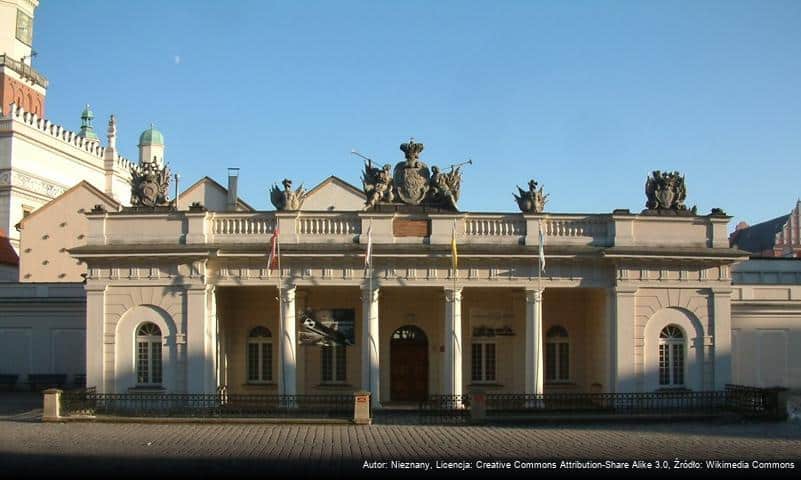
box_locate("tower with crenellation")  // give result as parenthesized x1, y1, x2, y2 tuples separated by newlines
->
(0, 0, 145, 264)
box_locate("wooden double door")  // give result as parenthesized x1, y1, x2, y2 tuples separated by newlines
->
(389, 325, 428, 402)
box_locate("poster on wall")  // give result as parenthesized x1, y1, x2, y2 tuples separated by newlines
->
(298, 308, 355, 346)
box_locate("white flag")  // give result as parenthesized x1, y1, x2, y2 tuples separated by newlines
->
(538, 221, 546, 273)
(364, 224, 373, 269)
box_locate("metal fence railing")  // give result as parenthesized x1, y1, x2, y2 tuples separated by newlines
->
(418, 394, 471, 424)
(58, 385, 784, 422)
(486, 390, 729, 417)
(60, 389, 353, 419)
(724, 384, 784, 418)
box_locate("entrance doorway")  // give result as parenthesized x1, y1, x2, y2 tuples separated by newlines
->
(390, 325, 429, 402)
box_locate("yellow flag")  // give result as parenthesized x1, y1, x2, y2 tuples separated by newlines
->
(451, 221, 458, 270)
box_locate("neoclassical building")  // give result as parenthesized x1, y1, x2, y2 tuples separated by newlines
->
(72, 141, 755, 409)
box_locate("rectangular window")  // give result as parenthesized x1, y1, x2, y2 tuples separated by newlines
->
(558, 343, 569, 381)
(471, 343, 482, 382)
(546, 343, 569, 382)
(261, 343, 272, 382)
(659, 344, 669, 385)
(672, 344, 684, 385)
(248, 342, 273, 382)
(151, 342, 162, 384)
(546, 343, 556, 381)
(471, 342, 496, 382)
(321, 345, 346, 383)
(137, 341, 149, 384)
(247, 343, 259, 381)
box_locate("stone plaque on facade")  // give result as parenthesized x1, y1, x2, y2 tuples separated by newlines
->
(393, 218, 431, 237)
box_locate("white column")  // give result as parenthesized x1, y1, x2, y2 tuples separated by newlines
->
(85, 284, 106, 392)
(443, 287, 463, 403)
(711, 288, 733, 390)
(186, 286, 216, 393)
(361, 286, 381, 409)
(279, 285, 297, 396)
(525, 288, 544, 395)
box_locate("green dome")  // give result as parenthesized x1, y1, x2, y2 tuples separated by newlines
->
(77, 104, 98, 140)
(139, 125, 164, 146)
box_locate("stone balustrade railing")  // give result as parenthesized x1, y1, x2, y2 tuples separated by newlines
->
(86, 209, 730, 250)
(210, 213, 277, 241)
(297, 214, 361, 237)
(464, 215, 525, 237)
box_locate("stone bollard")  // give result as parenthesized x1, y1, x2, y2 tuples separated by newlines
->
(353, 391, 372, 425)
(471, 391, 486, 423)
(42, 388, 62, 422)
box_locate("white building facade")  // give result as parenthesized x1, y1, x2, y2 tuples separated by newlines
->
(74, 181, 751, 406)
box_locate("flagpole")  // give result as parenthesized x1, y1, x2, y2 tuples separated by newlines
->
(276, 230, 284, 400)
(367, 220, 373, 398)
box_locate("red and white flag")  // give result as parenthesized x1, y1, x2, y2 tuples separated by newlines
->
(267, 228, 280, 271)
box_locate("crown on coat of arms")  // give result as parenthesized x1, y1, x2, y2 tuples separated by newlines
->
(400, 138, 424, 161)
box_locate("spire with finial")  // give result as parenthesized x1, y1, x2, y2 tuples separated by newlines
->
(106, 114, 117, 151)
(77, 104, 98, 140)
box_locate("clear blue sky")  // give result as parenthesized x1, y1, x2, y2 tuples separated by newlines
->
(33, 0, 801, 227)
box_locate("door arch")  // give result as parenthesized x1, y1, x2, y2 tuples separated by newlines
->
(390, 325, 428, 402)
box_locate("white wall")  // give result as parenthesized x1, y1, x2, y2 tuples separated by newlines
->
(0, 282, 85, 389)
(732, 259, 801, 390)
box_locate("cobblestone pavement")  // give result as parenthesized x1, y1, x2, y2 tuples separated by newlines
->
(1, 394, 800, 477)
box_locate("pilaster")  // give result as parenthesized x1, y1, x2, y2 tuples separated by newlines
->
(711, 287, 733, 390)
(611, 286, 638, 392)
(186, 286, 216, 393)
(85, 284, 106, 392)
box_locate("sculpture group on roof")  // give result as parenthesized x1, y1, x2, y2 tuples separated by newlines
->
(514, 179, 549, 213)
(270, 178, 306, 211)
(643, 170, 697, 215)
(130, 156, 171, 208)
(362, 139, 467, 211)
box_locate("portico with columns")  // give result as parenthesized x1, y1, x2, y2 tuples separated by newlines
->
(74, 203, 743, 404)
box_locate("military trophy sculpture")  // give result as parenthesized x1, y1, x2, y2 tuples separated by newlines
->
(514, 179, 549, 213)
(270, 178, 306, 211)
(360, 139, 470, 211)
(130, 158, 172, 209)
(643, 170, 696, 215)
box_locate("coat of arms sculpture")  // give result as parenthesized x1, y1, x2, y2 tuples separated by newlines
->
(644, 170, 696, 215)
(270, 178, 306, 211)
(361, 139, 467, 211)
(514, 179, 549, 213)
(130, 159, 171, 208)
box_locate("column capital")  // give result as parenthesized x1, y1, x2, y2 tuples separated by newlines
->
(280, 285, 296, 303)
(710, 287, 733, 296)
(85, 284, 107, 294)
(444, 286, 463, 302)
(524, 288, 543, 303)
(612, 286, 638, 296)
(361, 286, 380, 303)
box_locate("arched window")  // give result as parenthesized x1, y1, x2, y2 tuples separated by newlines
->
(136, 322, 162, 385)
(545, 326, 569, 382)
(247, 326, 273, 383)
(659, 325, 684, 386)
(321, 344, 346, 383)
